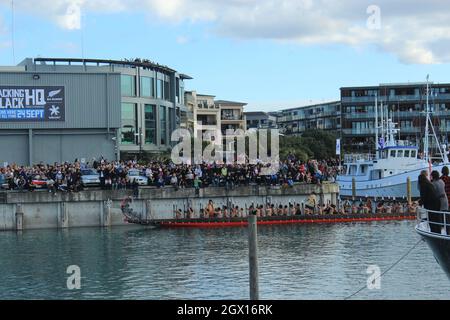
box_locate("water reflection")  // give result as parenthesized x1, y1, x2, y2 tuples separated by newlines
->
(0, 221, 448, 300)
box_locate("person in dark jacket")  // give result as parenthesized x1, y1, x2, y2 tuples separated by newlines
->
(418, 170, 442, 233)
(441, 166, 450, 205)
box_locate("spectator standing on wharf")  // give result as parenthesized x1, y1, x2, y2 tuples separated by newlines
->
(418, 170, 442, 233)
(431, 170, 449, 211)
(441, 166, 450, 205)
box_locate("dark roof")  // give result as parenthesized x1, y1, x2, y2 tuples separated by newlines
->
(33, 57, 192, 78)
(180, 73, 193, 80)
(215, 100, 247, 106)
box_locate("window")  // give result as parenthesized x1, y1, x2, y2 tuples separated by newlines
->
(404, 150, 410, 158)
(390, 150, 396, 158)
(176, 78, 180, 103)
(121, 103, 136, 144)
(121, 75, 135, 97)
(145, 104, 156, 145)
(397, 150, 404, 158)
(411, 150, 417, 158)
(164, 81, 170, 101)
(140, 77, 154, 97)
(157, 80, 164, 99)
(160, 106, 167, 145)
(169, 107, 176, 137)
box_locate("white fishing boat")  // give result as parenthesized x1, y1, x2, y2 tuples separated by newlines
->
(337, 76, 450, 199)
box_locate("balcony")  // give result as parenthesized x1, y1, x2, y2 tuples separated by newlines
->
(342, 91, 450, 103)
(278, 112, 340, 123)
(398, 127, 421, 133)
(197, 103, 218, 109)
(342, 128, 376, 135)
(221, 115, 244, 121)
(343, 110, 450, 119)
(344, 111, 423, 119)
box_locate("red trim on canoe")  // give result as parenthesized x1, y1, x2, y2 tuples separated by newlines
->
(157, 215, 416, 228)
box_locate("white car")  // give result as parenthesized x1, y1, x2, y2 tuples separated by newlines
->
(127, 169, 148, 186)
(81, 169, 101, 187)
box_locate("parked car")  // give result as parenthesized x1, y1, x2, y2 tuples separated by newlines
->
(127, 169, 148, 186)
(30, 179, 48, 190)
(80, 169, 100, 187)
(0, 174, 8, 190)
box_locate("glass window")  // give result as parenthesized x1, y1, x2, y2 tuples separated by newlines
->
(157, 80, 164, 99)
(411, 150, 417, 158)
(145, 104, 156, 145)
(164, 81, 170, 101)
(180, 86, 184, 105)
(121, 103, 136, 144)
(169, 107, 176, 138)
(390, 150, 396, 158)
(160, 106, 167, 145)
(176, 78, 180, 103)
(397, 150, 404, 158)
(404, 150, 410, 158)
(121, 75, 135, 97)
(140, 77, 154, 97)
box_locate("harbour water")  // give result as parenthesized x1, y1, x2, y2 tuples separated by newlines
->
(0, 220, 448, 300)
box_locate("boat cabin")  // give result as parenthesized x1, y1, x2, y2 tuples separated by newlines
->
(343, 146, 422, 180)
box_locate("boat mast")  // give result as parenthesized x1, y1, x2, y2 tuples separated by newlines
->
(375, 93, 379, 155)
(424, 75, 430, 162)
(380, 99, 384, 146)
(425, 75, 449, 163)
(385, 102, 389, 145)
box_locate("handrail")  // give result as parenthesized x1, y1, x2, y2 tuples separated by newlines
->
(417, 208, 450, 235)
(344, 154, 376, 163)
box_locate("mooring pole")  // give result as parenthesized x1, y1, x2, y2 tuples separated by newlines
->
(352, 178, 356, 201)
(407, 177, 412, 204)
(248, 213, 259, 300)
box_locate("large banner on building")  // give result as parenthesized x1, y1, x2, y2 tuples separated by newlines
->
(0, 86, 65, 121)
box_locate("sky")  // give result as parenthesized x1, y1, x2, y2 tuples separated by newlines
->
(0, 0, 450, 112)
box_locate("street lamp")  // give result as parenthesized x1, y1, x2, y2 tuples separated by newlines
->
(135, 130, 144, 161)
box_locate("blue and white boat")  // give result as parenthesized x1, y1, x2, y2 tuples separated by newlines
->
(337, 76, 449, 199)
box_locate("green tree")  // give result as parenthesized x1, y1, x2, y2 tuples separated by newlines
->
(279, 130, 337, 161)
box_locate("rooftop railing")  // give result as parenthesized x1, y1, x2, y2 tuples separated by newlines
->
(344, 154, 376, 163)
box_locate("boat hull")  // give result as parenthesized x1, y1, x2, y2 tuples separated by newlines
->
(338, 165, 447, 199)
(126, 213, 416, 228)
(416, 226, 450, 279)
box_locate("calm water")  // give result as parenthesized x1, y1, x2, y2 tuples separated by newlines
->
(0, 221, 449, 300)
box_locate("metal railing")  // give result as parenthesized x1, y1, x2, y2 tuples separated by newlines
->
(344, 153, 376, 163)
(417, 208, 450, 236)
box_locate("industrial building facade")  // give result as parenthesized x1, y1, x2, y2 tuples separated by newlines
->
(0, 57, 190, 165)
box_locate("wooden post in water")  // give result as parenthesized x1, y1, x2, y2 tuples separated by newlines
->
(15, 204, 23, 232)
(352, 178, 356, 201)
(248, 214, 259, 300)
(407, 177, 412, 204)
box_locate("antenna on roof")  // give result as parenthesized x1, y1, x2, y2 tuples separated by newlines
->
(80, 8, 85, 60)
(11, 0, 15, 64)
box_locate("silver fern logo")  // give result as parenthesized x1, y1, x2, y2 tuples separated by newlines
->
(48, 89, 62, 98)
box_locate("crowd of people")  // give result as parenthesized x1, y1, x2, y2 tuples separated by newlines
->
(0, 157, 341, 192)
